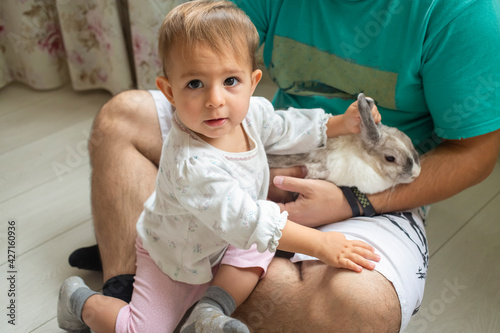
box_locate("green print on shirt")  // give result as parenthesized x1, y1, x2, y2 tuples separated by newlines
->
(269, 36, 398, 110)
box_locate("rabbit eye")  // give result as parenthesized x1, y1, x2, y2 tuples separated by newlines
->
(385, 155, 396, 163)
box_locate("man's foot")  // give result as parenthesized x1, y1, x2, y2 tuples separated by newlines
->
(68, 245, 102, 271)
(57, 276, 97, 333)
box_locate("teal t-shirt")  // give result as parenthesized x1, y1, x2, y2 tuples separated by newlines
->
(232, 0, 500, 153)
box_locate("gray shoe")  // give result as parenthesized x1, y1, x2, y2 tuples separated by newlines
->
(57, 276, 91, 333)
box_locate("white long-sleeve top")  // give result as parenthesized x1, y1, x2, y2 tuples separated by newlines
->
(137, 97, 329, 284)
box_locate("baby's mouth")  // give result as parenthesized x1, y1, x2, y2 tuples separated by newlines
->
(204, 118, 227, 127)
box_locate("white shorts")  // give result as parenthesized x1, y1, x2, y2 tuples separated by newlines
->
(149, 90, 428, 332)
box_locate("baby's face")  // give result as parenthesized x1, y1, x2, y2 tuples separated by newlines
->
(160, 42, 261, 147)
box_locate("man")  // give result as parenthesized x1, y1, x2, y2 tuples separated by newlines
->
(73, 0, 500, 331)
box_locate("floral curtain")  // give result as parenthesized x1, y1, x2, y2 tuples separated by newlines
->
(128, 0, 187, 90)
(0, 0, 187, 95)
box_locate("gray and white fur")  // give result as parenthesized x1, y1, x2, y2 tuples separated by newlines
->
(267, 93, 421, 194)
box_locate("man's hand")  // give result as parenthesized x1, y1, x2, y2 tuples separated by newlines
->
(270, 129, 500, 229)
(267, 166, 307, 203)
(272, 176, 352, 227)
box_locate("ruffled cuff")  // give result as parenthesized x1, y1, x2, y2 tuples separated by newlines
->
(318, 114, 332, 149)
(267, 210, 288, 252)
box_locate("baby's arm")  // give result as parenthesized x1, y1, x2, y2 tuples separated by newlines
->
(326, 99, 381, 138)
(278, 220, 380, 272)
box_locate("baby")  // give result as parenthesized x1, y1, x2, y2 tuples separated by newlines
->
(57, 1, 380, 332)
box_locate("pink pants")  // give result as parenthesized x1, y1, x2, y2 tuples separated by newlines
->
(115, 238, 274, 332)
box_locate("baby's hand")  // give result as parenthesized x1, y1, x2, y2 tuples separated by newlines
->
(344, 98, 381, 134)
(315, 231, 380, 272)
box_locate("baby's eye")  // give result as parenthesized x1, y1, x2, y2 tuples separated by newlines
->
(187, 80, 203, 89)
(224, 77, 239, 87)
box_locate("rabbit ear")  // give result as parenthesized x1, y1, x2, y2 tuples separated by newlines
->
(357, 93, 381, 144)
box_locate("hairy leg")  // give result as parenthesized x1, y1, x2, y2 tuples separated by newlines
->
(88, 90, 163, 282)
(234, 259, 401, 333)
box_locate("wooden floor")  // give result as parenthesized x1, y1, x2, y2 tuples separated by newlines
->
(1, 80, 499, 333)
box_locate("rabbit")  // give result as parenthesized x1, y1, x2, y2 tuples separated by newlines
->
(267, 93, 421, 194)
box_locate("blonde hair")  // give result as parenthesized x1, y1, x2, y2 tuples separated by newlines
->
(158, 0, 260, 76)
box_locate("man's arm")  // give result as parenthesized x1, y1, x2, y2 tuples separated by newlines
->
(370, 129, 500, 213)
(273, 129, 500, 226)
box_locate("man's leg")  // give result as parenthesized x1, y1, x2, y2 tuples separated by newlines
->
(234, 258, 401, 333)
(88, 90, 163, 286)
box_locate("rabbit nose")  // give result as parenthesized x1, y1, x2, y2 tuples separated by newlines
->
(403, 157, 414, 174)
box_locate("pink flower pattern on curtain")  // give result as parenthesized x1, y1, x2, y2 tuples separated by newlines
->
(0, 0, 187, 95)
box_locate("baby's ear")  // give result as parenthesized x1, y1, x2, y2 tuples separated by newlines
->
(156, 76, 175, 106)
(251, 69, 263, 93)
